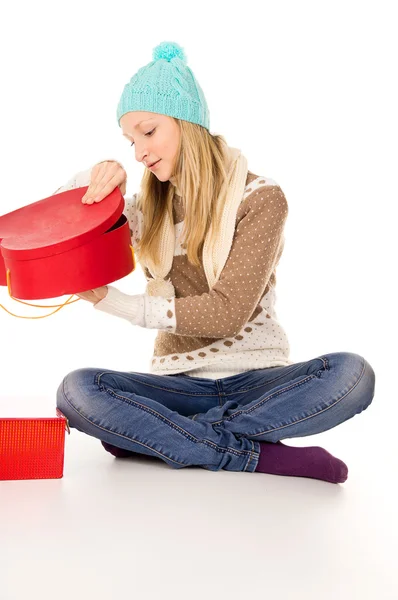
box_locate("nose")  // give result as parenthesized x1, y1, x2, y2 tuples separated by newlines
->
(135, 142, 149, 165)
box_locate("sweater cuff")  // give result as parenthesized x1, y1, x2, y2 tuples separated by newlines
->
(93, 285, 145, 326)
(144, 296, 177, 331)
(93, 285, 177, 332)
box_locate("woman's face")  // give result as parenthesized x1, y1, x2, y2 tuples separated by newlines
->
(120, 111, 181, 182)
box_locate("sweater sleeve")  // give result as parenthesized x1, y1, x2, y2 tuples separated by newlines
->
(95, 186, 288, 338)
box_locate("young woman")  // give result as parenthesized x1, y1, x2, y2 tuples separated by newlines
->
(55, 41, 376, 483)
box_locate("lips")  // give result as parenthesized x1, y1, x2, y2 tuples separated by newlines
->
(148, 160, 160, 168)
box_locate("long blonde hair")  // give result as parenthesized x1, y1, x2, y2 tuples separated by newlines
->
(135, 119, 230, 269)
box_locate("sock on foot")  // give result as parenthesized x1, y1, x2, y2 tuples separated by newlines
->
(101, 441, 136, 458)
(255, 441, 348, 484)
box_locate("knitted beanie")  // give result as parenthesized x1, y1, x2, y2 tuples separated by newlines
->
(116, 41, 210, 130)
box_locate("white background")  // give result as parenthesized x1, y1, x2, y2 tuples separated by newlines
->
(0, 1, 397, 599)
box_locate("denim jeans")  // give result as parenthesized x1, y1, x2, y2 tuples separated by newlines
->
(56, 352, 375, 472)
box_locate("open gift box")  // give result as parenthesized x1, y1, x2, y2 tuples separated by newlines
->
(0, 403, 70, 481)
(0, 185, 135, 302)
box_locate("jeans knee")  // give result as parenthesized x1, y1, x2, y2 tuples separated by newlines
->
(362, 357, 376, 409)
(56, 374, 73, 418)
(56, 375, 66, 402)
(347, 353, 375, 412)
(55, 368, 96, 422)
(335, 352, 375, 414)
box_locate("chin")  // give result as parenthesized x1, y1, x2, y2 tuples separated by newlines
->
(156, 168, 171, 182)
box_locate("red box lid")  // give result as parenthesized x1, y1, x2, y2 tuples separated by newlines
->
(0, 186, 124, 261)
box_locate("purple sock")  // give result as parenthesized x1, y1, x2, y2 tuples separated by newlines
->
(102, 440, 348, 483)
(101, 441, 136, 458)
(255, 441, 348, 484)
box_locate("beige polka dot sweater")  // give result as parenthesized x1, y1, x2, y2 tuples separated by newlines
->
(54, 165, 294, 379)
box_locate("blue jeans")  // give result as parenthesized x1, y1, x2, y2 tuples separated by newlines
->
(56, 352, 375, 472)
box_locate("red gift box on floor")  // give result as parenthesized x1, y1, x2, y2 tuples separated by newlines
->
(0, 405, 69, 481)
(0, 185, 135, 301)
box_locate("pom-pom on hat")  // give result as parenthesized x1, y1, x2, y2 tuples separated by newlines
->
(116, 41, 210, 130)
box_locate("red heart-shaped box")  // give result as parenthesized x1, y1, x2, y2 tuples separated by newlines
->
(0, 186, 135, 300)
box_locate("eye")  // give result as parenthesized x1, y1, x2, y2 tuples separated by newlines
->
(130, 128, 156, 147)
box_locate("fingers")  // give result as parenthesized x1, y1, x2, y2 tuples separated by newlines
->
(86, 162, 113, 201)
(119, 179, 127, 196)
(83, 173, 123, 204)
(76, 291, 96, 303)
(82, 161, 127, 204)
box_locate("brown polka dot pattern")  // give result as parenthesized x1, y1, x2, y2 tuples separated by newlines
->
(170, 182, 288, 339)
(125, 171, 292, 376)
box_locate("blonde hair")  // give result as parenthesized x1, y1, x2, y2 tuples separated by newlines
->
(135, 119, 230, 270)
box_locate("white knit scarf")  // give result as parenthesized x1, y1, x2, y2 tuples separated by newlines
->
(143, 146, 248, 298)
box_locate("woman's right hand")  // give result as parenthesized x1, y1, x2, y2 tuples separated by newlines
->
(81, 160, 127, 204)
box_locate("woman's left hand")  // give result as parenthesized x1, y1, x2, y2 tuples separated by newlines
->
(76, 286, 108, 305)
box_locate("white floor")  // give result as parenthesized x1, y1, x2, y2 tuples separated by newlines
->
(1, 392, 396, 600)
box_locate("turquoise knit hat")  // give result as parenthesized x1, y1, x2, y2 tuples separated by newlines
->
(116, 41, 210, 131)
